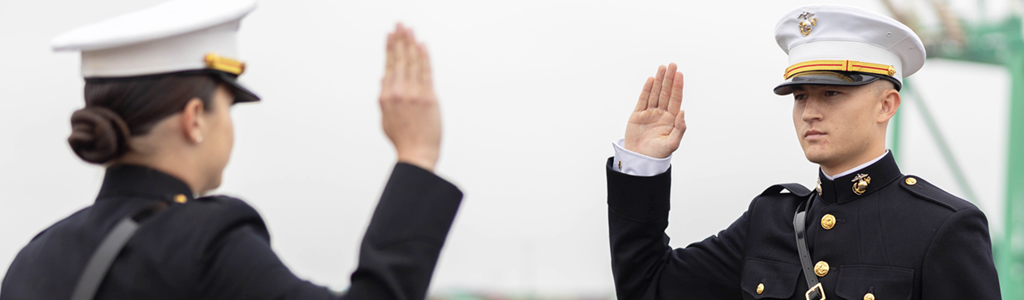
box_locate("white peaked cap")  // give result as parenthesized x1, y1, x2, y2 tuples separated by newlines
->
(773, 5, 926, 95)
(51, 0, 259, 101)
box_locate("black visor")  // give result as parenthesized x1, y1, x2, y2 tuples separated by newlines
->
(773, 71, 901, 95)
(210, 71, 260, 103)
(85, 69, 261, 103)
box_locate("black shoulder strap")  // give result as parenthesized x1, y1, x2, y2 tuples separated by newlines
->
(70, 201, 171, 300)
(793, 195, 825, 300)
(761, 183, 813, 197)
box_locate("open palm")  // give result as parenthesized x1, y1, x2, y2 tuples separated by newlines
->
(624, 63, 686, 159)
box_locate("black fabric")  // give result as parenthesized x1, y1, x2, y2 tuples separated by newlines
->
(71, 200, 171, 300)
(2, 163, 462, 300)
(606, 153, 1001, 300)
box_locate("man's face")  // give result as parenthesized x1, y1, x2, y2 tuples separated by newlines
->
(791, 83, 885, 168)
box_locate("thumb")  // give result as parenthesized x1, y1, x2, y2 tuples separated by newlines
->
(669, 110, 687, 141)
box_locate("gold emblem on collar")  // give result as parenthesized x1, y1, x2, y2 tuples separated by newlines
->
(816, 178, 822, 196)
(798, 12, 817, 36)
(852, 173, 871, 195)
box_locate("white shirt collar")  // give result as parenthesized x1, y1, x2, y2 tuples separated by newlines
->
(822, 150, 890, 181)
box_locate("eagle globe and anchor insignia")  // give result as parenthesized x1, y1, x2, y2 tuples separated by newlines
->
(798, 11, 817, 36)
(852, 173, 871, 195)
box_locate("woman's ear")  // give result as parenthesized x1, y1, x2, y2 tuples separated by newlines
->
(180, 98, 206, 144)
(877, 88, 901, 124)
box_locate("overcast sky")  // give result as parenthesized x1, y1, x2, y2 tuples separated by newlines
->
(0, 0, 1015, 297)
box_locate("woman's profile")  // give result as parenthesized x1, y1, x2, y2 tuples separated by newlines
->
(0, 0, 462, 299)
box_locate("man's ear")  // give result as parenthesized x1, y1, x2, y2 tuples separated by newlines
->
(181, 98, 206, 144)
(877, 87, 901, 124)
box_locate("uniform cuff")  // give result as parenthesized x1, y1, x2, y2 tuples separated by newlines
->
(364, 163, 464, 246)
(605, 157, 672, 222)
(611, 138, 672, 177)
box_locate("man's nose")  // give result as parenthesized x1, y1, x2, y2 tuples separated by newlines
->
(802, 97, 823, 123)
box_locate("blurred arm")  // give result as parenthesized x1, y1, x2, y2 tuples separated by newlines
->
(201, 163, 463, 300)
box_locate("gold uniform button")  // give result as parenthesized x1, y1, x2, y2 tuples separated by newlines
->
(814, 261, 829, 277)
(905, 177, 917, 185)
(756, 283, 764, 294)
(821, 214, 836, 230)
(864, 292, 875, 300)
(174, 194, 188, 204)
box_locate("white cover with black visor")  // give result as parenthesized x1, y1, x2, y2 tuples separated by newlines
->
(51, 0, 260, 103)
(773, 5, 926, 96)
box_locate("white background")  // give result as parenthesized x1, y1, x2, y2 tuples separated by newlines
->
(0, 0, 1013, 297)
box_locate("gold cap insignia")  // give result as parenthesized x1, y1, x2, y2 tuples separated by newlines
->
(798, 12, 817, 36)
(204, 52, 246, 75)
(852, 173, 871, 195)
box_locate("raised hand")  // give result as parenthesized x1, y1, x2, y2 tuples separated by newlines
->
(624, 63, 686, 159)
(380, 23, 441, 172)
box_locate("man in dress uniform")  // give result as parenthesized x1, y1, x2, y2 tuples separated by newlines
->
(607, 5, 1001, 300)
(2, 0, 461, 299)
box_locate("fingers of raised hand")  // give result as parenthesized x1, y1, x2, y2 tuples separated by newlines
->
(657, 63, 677, 109)
(382, 23, 437, 105)
(646, 65, 667, 109)
(393, 25, 409, 87)
(417, 43, 434, 91)
(384, 33, 396, 85)
(405, 31, 422, 94)
(635, 77, 655, 112)
(667, 71, 684, 114)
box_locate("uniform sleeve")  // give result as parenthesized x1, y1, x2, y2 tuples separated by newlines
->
(199, 163, 463, 300)
(345, 163, 464, 300)
(920, 207, 1001, 300)
(198, 225, 339, 300)
(606, 157, 746, 300)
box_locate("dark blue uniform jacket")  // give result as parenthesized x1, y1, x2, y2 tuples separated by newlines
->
(2, 163, 462, 300)
(607, 153, 1001, 300)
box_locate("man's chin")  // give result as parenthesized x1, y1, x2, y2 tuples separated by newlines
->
(802, 149, 831, 165)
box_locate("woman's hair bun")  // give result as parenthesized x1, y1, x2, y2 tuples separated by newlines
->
(68, 106, 131, 164)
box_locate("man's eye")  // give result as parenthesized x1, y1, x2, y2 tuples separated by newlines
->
(794, 94, 807, 100)
(825, 91, 841, 97)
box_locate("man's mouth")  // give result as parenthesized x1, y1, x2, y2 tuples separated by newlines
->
(804, 130, 826, 140)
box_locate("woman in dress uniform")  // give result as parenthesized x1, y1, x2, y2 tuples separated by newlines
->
(0, 1, 463, 299)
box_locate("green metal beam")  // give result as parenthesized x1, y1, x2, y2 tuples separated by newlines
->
(999, 38, 1024, 300)
(904, 14, 1024, 299)
(901, 81, 981, 208)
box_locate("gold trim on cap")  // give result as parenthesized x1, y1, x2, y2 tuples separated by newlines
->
(204, 53, 246, 75)
(785, 60, 896, 79)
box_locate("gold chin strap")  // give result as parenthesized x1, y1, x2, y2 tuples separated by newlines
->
(784, 59, 895, 79)
(204, 53, 246, 75)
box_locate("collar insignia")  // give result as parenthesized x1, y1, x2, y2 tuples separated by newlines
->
(852, 173, 871, 195)
(816, 178, 823, 196)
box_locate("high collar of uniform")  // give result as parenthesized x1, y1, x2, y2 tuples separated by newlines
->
(816, 151, 901, 204)
(97, 164, 195, 203)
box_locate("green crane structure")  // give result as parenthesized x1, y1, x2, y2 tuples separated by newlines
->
(883, 1, 1024, 298)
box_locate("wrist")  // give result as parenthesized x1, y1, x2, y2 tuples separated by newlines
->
(397, 149, 438, 172)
